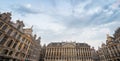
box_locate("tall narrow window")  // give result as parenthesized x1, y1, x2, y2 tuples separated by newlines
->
(6, 40, 13, 47)
(0, 36, 8, 45)
(0, 31, 3, 37)
(22, 37, 25, 42)
(13, 32, 17, 37)
(2, 25, 8, 30)
(12, 41, 18, 48)
(7, 29, 13, 35)
(0, 22, 4, 28)
(1, 49, 9, 55)
(9, 51, 13, 56)
(18, 43, 22, 50)
(21, 53, 25, 58)
(17, 35, 21, 40)
(15, 52, 19, 56)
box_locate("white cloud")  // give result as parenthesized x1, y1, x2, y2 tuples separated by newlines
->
(21, 13, 66, 33)
(111, 0, 120, 9)
(26, 4, 32, 8)
(4, 0, 120, 49)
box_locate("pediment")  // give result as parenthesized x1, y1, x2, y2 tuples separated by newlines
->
(62, 43, 75, 48)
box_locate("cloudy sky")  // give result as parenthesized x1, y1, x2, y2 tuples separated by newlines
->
(0, 0, 120, 49)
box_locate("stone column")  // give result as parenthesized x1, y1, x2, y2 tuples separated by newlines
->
(65, 48, 66, 57)
(48, 48, 50, 59)
(51, 48, 52, 60)
(63, 48, 64, 58)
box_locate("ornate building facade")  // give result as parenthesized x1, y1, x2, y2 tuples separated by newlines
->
(97, 28, 120, 61)
(0, 12, 41, 61)
(0, 12, 120, 61)
(44, 42, 96, 61)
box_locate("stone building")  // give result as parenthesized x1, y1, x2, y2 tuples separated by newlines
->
(1, 12, 120, 61)
(44, 42, 95, 61)
(91, 47, 100, 61)
(40, 44, 46, 61)
(97, 28, 120, 61)
(0, 12, 41, 61)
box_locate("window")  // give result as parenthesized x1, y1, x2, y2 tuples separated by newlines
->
(0, 31, 3, 36)
(117, 59, 120, 61)
(26, 39, 29, 44)
(7, 29, 13, 35)
(2, 25, 8, 30)
(23, 44, 28, 51)
(13, 32, 17, 37)
(18, 43, 22, 50)
(6, 40, 13, 47)
(3, 17, 7, 21)
(0, 36, 8, 45)
(9, 51, 13, 56)
(21, 53, 25, 58)
(17, 35, 21, 40)
(0, 22, 4, 28)
(15, 52, 19, 56)
(22, 37, 25, 42)
(12, 41, 17, 48)
(1, 49, 8, 55)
